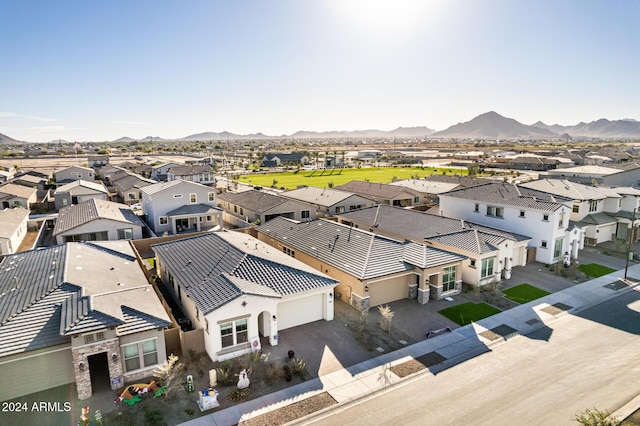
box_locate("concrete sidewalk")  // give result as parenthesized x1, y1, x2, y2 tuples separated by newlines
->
(180, 263, 640, 426)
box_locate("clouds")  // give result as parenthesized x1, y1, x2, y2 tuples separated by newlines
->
(0, 112, 58, 122)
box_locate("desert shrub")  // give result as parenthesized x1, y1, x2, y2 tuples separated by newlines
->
(289, 358, 306, 377)
(573, 407, 618, 425)
(152, 354, 185, 400)
(227, 388, 250, 402)
(144, 409, 164, 425)
(216, 361, 236, 387)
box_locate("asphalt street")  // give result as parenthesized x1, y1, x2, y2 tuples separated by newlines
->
(303, 288, 640, 426)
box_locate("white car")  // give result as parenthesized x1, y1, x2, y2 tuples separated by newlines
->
(130, 203, 142, 211)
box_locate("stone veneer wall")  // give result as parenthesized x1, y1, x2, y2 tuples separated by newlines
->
(350, 293, 370, 312)
(408, 284, 418, 299)
(417, 288, 430, 304)
(72, 339, 124, 400)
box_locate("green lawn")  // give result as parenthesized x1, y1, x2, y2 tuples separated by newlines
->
(238, 167, 468, 190)
(438, 302, 501, 326)
(578, 263, 616, 278)
(503, 284, 550, 304)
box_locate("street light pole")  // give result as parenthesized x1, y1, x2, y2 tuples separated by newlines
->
(624, 207, 637, 281)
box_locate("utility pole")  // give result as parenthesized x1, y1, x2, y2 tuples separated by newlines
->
(624, 207, 637, 280)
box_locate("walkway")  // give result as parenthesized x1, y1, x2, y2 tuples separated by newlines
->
(180, 262, 640, 426)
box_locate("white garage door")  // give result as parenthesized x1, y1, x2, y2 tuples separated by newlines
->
(277, 294, 324, 330)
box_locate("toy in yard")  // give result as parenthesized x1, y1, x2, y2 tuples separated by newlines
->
(115, 381, 166, 405)
(197, 387, 220, 411)
(94, 409, 103, 425)
(186, 375, 195, 393)
(237, 368, 250, 389)
(79, 406, 91, 426)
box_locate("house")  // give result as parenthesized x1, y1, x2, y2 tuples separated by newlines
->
(0, 169, 15, 183)
(0, 241, 172, 401)
(520, 179, 640, 245)
(109, 172, 156, 206)
(280, 186, 374, 217)
(388, 179, 460, 205)
(88, 155, 110, 168)
(0, 207, 30, 256)
(151, 231, 338, 362)
(140, 180, 223, 236)
(333, 180, 424, 207)
(10, 172, 48, 190)
(151, 162, 183, 182)
(336, 204, 531, 287)
(256, 217, 467, 308)
(54, 180, 110, 211)
(261, 153, 310, 167)
(217, 190, 318, 225)
(438, 182, 585, 264)
(54, 165, 95, 185)
(53, 199, 145, 244)
(167, 165, 215, 185)
(115, 161, 153, 178)
(0, 183, 38, 209)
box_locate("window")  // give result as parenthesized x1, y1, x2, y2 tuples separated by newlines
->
(543, 214, 549, 221)
(283, 247, 295, 258)
(470, 259, 476, 267)
(558, 212, 565, 228)
(335, 206, 345, 214)
(128, 193, 136, 200)
(572, 204, 580, 213)
(486, 206, 504, 218)
(442, 266, 456, 292)
(190, 193, 197, 203)
(118, 228, 134, 240)
(541, 240, 548, 248)
(96, 332, 105, 341)
(240, 208, 244, 216)
(208, 192, 215, 202)
(173, 194, 183, 199)
(589, 200, 598, 212)
(301, 210, 310, 219)
(349, 205, 362, 211)
(123, 339, 159, 372)
(220, 318, 248, 348)
(474, 203, 479, 213)
(206, 215, 212, 222)
(554, 238, 563, 258)
(481, 259, 494, 278)
(414, 196, 420, 204)
(519, 210, 525, 218)
(84, 334, 94, 344)
(159, 216, 168, 225)
(234, 205, 238, 213)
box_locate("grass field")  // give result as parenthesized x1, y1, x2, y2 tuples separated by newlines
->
(503, 284, 551, 304)
(578, 263, 616, 278)
(438, 302, 502, 326)
(238, 167, 468, 190)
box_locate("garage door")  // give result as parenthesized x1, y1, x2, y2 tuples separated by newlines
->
(368, 279, 407, 307)
(277, 294, 324, 330)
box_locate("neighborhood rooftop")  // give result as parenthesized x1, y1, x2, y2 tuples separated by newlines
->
(217, 190, 289, 213)
(53, 198, 144, 235)
(281, 186, 362, 207)
(441, 182, 571, 211)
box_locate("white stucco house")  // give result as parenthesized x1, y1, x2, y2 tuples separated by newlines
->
(438, 182, 585, 264)
(151, 231, 338, 362)
(0, 207, 30, 255)
(140, 179, 223, 236)
(54, 180, 110, 210)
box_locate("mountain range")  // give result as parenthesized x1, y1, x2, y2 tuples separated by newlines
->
(2, 112, 640, 144)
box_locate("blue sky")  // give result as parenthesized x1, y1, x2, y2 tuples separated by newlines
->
(1, 0, 639, 142)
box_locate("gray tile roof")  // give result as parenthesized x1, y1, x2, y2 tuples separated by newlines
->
(441, 182, 569, 211)
(338, 204, 530, 244)
(388, 179, 460, 194)
(281, 186, 359, 207)
(168, 165, 214, 176)
(53, 198, 144, 235)
(333, 180, 416, 199)
(217, 190, 287, 213)
(111, 173, 156, 192)
(0, 207, 29, 239)
(140, 179, 208, 196)
(579, 213, 616, 225)
(257, 217, 465, 279)
(519, 179, 618, 200)
(402, 242, 467, 268)
(55, 179, 108, 194)
(166, 203, 223, 216)
(0, 242, 171, 357)
(0, 183, 38, 199)
(151, 231, 337, 315)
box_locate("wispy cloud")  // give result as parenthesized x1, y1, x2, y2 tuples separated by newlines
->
(0, 112, 58, 122)
(113, 120, 154, 125)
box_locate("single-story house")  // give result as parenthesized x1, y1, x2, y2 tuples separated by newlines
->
(0, 183, 38, 209)
(0, 207, 30, 255)
(217, 189, 319, 225)
(54, 180, 110, 210)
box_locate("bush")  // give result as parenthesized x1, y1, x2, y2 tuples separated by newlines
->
(144, 409, 164, 425)
(227, 388, 250, 402)
(289, 358, 306, 377)
(216, 361, 236, 387)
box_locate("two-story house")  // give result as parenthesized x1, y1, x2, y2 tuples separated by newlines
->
(54, 165, 95, 185)
(151, 162, 183, 182)
(140, 180, 223, 236)
(54, 180, 110, 210)
(280, 186, 374, 217)
(0, 241, 172, 401)
(0, 207, 30, 255)
(438, 182, 585, 264)
(0, 183, 38, 209)
(110, 172, 157, 206)
(167, 165, 215, 185)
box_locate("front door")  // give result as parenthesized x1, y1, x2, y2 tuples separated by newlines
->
(88, 352, 111, 394)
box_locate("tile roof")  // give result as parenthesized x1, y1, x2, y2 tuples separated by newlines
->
(165, 203, 223, 216)
(168, 165, 214, 175)
(333, 180, 416, 199)
(0, 183, 37, 199)
(0, 242, 171, 357)
(550, 165, 622, 175)
(441, 182, 569, 211)
(0, 208, 29, 239)
(151, 231, 337, 315)
(388, 179, 460, 194)
(53, 198, 144, 235)
(55, 180, 108, 194)
(579, 213, 616, 225)
(217, 190, 288, 213)
(111, 173, 156, 192)
(257, 217, 466, 279)
(519, 179, 619, 200)
(281, 186, 360, 207)
(140, 179, 209, 196)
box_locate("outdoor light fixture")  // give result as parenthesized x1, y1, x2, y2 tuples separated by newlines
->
(112, 353, 118, 362)
(242, 301, 247, 307)
(272, 315, 277, 321)
(364, 285, 369, 292)
(79, 362, 85, 371)
(329, 292, 332, 298)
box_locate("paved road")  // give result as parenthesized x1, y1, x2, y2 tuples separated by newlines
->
(304, 289, 640, 426)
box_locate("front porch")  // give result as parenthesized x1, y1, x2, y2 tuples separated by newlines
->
(166, 204, 224, 235)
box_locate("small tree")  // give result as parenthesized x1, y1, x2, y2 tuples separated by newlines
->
(153, 354, 185, 400)
(573, 407, 618, 426)
(357, 310, 369, 338)
(378, 305, 394, 336)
